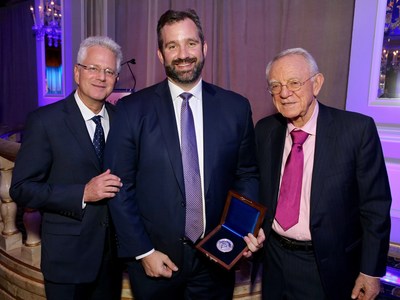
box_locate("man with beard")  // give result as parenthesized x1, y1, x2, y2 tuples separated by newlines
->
(105, 9, 264, 300)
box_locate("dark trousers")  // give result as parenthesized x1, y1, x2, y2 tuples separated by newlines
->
(262, 233, 328, 300)
(128, 243, 235, 300)
(44, 234, 123, 300)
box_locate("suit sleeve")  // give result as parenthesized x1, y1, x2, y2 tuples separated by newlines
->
(10, 111, 85, 219)
(104, 100, 153, 258)
(358, 117, 392, 276)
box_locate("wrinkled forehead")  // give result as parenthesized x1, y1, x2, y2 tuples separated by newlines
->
(269, 55, 311, 82)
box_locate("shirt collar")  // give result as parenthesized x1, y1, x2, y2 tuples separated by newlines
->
(167, 79, 203, 101)
(287, 100, 319, 136)
(74, 91, 107, 121)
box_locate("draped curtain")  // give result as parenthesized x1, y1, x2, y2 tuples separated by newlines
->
(0, 0, 355, 129)
(0, 0, 37, 131)
(114, 0, 355, 123)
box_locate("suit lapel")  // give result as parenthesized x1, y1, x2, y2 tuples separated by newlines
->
(310, 103, 335, 212)
(270, 123, 287, 209)
(202, 83, 219, 198)
(62, 95, 101, 171)
(105, 101, 116, 121)
(154, 81, 185, 196)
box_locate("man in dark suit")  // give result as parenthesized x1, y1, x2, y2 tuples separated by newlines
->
(10, 36, 124, 300)
(105, 9, 264, 300)
(255, 47, 392, 300)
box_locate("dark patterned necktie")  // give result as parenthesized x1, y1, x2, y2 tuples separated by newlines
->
(275, 129, 309, 231)
(180, 92, 203, 242)
(91, 116, 105, 164)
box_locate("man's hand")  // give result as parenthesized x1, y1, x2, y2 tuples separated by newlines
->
(243, 228, 265, 258)
(351, 273, 381, 300)
(83, 169, 123, 202)
(140, 250, 178, 278)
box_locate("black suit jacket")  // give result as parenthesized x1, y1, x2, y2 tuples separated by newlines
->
(10, 93, 115, 283)
(105, 79, 259, 267)
(255, 102, 392, 299)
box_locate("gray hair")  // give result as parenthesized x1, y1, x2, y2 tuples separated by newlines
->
(265, 47, 319, 80)
(77, 36, 123, 73)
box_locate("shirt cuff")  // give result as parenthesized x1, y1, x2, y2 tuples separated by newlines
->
(136, 249, 155, 260)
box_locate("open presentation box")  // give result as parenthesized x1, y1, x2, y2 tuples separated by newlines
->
(196, 190, 266, 270)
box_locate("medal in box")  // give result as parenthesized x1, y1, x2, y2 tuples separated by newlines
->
(196, 190, 266, 270)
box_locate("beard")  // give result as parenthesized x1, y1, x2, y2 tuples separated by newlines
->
(164, 56, 205, 84)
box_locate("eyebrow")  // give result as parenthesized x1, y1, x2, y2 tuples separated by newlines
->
(269, 77, 300, 83)
(164, 41, 177, 48)
(164, 38, 200, 47)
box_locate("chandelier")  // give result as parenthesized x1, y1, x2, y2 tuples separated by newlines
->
(30, 1, 62, 47)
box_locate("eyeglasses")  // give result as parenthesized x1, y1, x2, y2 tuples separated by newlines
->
(77, 63, 118, 78)
(268, 73, 318, 95)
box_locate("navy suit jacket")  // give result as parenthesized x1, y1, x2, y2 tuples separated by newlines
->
(255, 102, 392, 298)
(105, 79, 258, 267)
(10, 93, 115, 283)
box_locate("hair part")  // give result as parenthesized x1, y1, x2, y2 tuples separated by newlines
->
(265, 47, 319, 80)
(157, 9, 205, 52)
(77, 36, 123, 73)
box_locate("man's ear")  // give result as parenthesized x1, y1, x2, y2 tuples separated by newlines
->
(313, 73, 324, 97)
(157, 49, 164, 65)
(74, 64, 80, 85)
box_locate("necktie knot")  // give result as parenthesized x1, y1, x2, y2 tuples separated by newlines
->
(92, 115, 102, 125)
(290, 130, 309, 146)
(180, 92, 193, 104)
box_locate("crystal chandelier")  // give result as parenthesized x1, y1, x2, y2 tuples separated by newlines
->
(30, 1, 62, 47)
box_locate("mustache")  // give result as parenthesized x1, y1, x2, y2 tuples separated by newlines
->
(172, 57, 197, 65)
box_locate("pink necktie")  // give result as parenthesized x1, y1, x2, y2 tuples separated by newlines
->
(180, 92, 203, 242)
(275, 130, 309, 231)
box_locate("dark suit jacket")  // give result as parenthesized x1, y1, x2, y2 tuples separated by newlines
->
(105, 79, 258, 267)
(10, 93, 115, 283)
(255, 102, 392, 299)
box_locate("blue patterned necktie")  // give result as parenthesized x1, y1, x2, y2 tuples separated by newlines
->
(91, 116, 105, 164)
(180, 92, 203, 242)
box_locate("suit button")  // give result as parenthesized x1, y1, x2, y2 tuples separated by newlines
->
(181, 201, 185, 207)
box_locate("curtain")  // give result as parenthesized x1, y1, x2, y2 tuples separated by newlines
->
(114, 0, 355, 123)
(1, 0, 355, 129)
(0, 0, 38, 131)
(46, 66, 63, 94)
